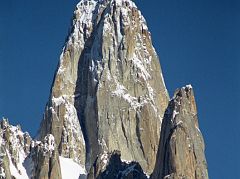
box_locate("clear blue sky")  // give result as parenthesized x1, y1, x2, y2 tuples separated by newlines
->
(0, 0, 239, 178)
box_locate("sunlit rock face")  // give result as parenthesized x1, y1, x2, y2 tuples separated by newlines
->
(151, 86, 209, 179)
(38, 0, 169, 174)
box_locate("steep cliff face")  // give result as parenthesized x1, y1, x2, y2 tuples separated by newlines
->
(151, 86, 208, 179)
(38, 0, 169, 174)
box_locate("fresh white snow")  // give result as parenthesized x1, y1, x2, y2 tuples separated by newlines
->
(52, 96, 65, 106)
(132, 56, 151, 81)
(7, 150, 29, 179)
(111, 84, 148, 110)
(186, 84, 193, 89)
(0, 167, 5, 178)
(44, 134, 55, 153)
(0, 123, 31, 179)
(59, 156, 87, 179)
(172, 110, 179, 119)
(100, 152, 109, 166)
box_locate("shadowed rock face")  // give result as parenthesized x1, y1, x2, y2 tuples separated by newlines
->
(88, 151, 148, 179)
(38, 0, 169, 174)
(151, 86, 209, 179)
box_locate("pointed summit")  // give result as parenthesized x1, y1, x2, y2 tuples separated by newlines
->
(0, 1, 209, 178)
(38, 0, 169, 174)
(151, 86, 208, 179)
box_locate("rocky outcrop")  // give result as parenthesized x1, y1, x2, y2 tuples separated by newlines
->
(0, 118, 32, 179)
(29, 135, 62, 179)
(0, 147, 11, 179)
(38, 0, 169, 174)
(38, 94, 86, 168)
(0, 119, 63, 179)
(151, 86, 209, 179)
(88, 150, 148, 179)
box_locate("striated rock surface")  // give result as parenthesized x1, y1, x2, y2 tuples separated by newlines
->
(151, 86, 208, 179)
(88, 150, 148, 179)
(38, 0, 169, 174)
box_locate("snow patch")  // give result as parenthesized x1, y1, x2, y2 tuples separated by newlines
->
(0, 167, 5, 178)
(132, 57, 151, 81)
(195, 126, 201, 134)
(111, 84, 148, 110)
(0, 137, 3, 146)
(160, 73, 167, 89)
(59, 156, 86, 179)
(142, 22, 148, 31)
(186, 84, 193, 89)
(121, 159, 132, 164)
(52, 96, 65, 106)
(0, 122, 30, 179)
(172, 110, 179, 119)
(112, 84, 126, 96)
(43, 134, 55, 154)
(100, 153, 109, 165)
(7, 150, 29, 179)
(147, 85, 155, 102)
(57, 52, 66, 74)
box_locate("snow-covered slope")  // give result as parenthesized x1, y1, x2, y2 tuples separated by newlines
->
(59, 156, 86, 179)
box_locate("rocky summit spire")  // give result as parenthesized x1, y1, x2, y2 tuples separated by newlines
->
(38, 0, 169, 175)
(151, 86, 209, 179)
(0, 0, 209, 178)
